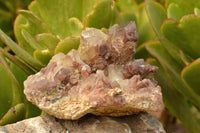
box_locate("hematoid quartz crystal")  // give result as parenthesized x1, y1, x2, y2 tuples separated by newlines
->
(24, 21, 163, 120)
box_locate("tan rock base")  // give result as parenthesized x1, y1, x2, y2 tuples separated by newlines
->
(0, 113, 165, 133)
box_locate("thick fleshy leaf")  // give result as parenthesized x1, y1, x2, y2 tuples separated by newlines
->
(194, 8, 200, 16)
(14, 0, 100, 59)
(0, 0, 32, 48)
(0, 103, 26, 126)
(145, 0, 167, 37)
(15, 0, 99, 41)
(119, 11, 137, 24)
(14, 10, 50, 54)
(167, 3, 184, 21)
(34, 49, 52, 65)
(0, 29, 44, 71)
(179, 50, 193, 66)
(35, 33, 60, 52)
(136, 3, 156, 46)
(165, 0, 200, 15)
(145, 41, 200, 109)
(145, 0, 185, 67)
(55, 37, 80, 54)
(84, 0, 119, 29)
(10, 63, 27, 91)
(68, 17, 83, 36)
(9, 62, 41, 118)
(21, 29, 46, 50)
(0, 47, 35, 74)
(149, 59, 200, 133)
(181, 58, 200, 96)
(0, 60, 13, 118)
(161, 15, 200, 59)
(115, 0, 138, 13)
(0, 54, 23, 119)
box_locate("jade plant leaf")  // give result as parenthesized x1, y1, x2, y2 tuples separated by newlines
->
(35, 33, 60, 52)
(16, 0, 99, 37)
(21, 29, 46, 50)
(0, 103, 26, 126)
(194, 8, 200, 16)
(34, 50, 52, 65)
(55, 37, 80, 54)
(136, 3, 156, 46)
(10, 59, 41, 118)
(0, 54, 24, 124)
(181, 58, 200, 96)
(167, 3, 185, 21)
(14, 0, 100, 56)
(119, 11, 136, 24)
(115, 0, 138, 13)
(161, 15, 200, 59)
(0, 47, 35, 74)
(145, 0, 167, 37)
(149, 59, 200, 133)
(0, 0, 32, 47)
(14, 10, 50, 54)
(145, 0, 185, 67)
(145, 41, 200, 109)
(0, 29, 44, 71)
(84, 0, 119, 29)
(165, 0, 200, 15)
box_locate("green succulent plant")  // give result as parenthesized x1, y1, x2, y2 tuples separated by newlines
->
(136, 0, 200, 132)
(0, 0, 32, 47)
(0, 0, 200, 132)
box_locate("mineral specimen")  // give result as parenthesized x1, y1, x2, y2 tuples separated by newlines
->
(24, 21, 163, 120)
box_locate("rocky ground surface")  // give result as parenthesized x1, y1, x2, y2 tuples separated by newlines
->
(0, 113, 165, 133)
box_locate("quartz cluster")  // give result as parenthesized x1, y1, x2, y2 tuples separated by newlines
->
(24, 21, 163, 120)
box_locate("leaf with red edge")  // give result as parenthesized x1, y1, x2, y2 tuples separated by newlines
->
(35, 33, 60, 52)
(149, 59, 200, 133)
(145, 41, 200, 109)
(84, 0, 119, 29)
(145, 0, 185, 67)
(55, 37, 80, 54)
(161, 15, 200, 59)
(181, 58, 200, 96)
(165, 0, 200, 16)
(0, 103, 26, 126)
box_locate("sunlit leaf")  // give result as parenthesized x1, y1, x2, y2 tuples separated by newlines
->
(34, 49, 52, 65)
(22, 29, 46, 50)
(85, 0, 119, 29)
(194, 8, 200, 16)
(35, 33, 60, 52)
(55, 37, 80, 54)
